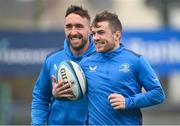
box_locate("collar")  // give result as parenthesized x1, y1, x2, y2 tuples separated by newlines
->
(99, 43, 124, 59)
(64, 35, 95, 62)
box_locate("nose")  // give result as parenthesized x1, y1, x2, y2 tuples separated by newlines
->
(70, 27, 78, 35)
(93, 33, 100, 41)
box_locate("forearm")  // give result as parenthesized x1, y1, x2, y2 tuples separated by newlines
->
(31, 104, 48, 125)
(125, 86, 165, 109)
(31, 88, 51, 125)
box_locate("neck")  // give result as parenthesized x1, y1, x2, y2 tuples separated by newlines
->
(110, 41, 120, 52)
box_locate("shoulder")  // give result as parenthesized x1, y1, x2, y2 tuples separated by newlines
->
(82, 52, 97, 61)
(120, 48, 147, 70)
(123, 48, 141, 58)
(80, 52, 97, 65)
(123, 49, 152, 70)
(45, 48, 65, 61)
(121, 48, 144, 64)
(42, 47, 67, 66)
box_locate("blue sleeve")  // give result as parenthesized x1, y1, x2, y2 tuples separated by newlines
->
(31, 59, 52, 125)
(125, 56, 165, 109)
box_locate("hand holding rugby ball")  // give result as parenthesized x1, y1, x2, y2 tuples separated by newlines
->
(56, 60, 87, 100)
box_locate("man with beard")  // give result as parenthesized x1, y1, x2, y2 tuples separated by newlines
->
(80, 11, 165, 125)
(31, 5, 95, 125)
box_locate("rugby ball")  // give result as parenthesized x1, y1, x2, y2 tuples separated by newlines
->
(56, 60, 87, 100)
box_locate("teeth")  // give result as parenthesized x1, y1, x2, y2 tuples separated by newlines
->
(71, 37, 81, 40)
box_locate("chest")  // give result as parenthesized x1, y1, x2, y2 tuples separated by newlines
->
(84, 59, 137, 90)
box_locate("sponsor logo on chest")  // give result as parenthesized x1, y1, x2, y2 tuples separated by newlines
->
(119, 63, 130, 72)
(89, 66, 97, 72)
(88, 63, 130, 73)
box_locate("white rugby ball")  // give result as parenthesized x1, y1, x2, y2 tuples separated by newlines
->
(56, 60, 87, 100)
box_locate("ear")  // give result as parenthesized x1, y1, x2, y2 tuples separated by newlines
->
(114, 31, 121, 41)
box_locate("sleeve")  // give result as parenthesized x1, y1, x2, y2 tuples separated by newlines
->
(31, 59, 52, 125)
(125, 56, 166, 109)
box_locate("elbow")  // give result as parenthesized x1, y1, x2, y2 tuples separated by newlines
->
(158, 94, 165, 104)
(154, 89, 166, 104)
(160, 91, 166, 103)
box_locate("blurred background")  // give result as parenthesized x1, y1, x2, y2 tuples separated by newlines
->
(0, 0, 180, 125)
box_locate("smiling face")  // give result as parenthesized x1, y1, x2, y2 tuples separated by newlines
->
(91, 21, 121, 53)
(64, 13, 90, 51)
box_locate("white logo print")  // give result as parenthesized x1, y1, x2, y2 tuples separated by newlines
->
(119, 63, 130, 72)
(89, 66, 97, 72)
(53, 64, 58, 77)
(54, 64, 57, 70)
(53, 64, 57, 76)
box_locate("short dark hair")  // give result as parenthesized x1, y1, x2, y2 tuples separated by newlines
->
(92, 11, 122, 32)
(65, 5, 90, 21)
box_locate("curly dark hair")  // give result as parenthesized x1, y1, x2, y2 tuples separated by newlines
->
(92, 11, 122, 32)
(65, 5, 90, 21)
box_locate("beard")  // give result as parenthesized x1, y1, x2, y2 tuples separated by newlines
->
(67, 34, 88, 51)
(95, 40, 115, 53)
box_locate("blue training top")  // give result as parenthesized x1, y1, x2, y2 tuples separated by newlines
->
(80, 44, 165, 125)
(31, 36, 95, 125)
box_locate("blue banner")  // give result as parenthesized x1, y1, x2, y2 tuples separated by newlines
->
(0, 31, 65, 75)
(0, 29, 180, 76)
(122, 29, 180, 75)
